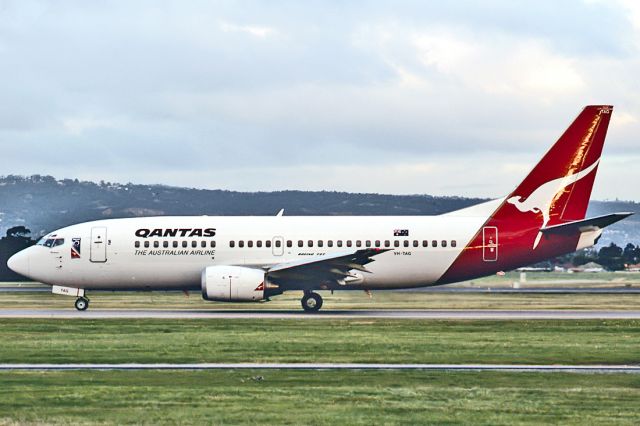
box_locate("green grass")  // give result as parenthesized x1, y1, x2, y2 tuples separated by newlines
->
(3, 290, 640, 310)
(0, 319, 638, 365)
(0, 370, 639, 425)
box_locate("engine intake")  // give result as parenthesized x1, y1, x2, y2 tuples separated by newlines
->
(201, 266, 265, 302)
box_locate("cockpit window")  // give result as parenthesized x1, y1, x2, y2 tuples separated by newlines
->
(40, 238, 64, 248)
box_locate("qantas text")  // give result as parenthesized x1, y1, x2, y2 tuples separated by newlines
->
(135, 228, 216, 238)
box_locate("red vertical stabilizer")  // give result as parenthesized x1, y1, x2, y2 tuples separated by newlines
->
(439, 105, 613, 283)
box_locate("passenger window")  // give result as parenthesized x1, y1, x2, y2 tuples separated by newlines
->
(413, 240, 419, 247)
(308, 240, 314, 248)
(275, 240, 282, 248)
(173, 241, 179, 248)
(356, 240, 362, 247)
(248, 241, 253, 248)
(201, 241, 206, 248)
(211, 241, 216, 248)
(375, 240, 380, 247)
(154, 241, 159, 248)
(403, 240, 409, 247)
(239, 241, 244, 248)
(422, 240, 428, 247)
(256, 241, 262, 248)
(365, 240, 371, 248)
(182, 241, 188, 248)
(135, 241, 140, 248)
(192, 241, 197, 248)
(337, 240, 343, 247)
(442, 240, 447, 248)
(385, 240, 390, 248)
(144, 241, 150, 248)
(432, 240, 438, 247)
(230, 241, 235, 248)
(328, 240, 333, 247)
(266, 240, 272, 248)
(164, 241, 169, 248)
(347, 240, 352, 247)
(298, 240, 304, 248)
(394, 240, 400, 248)
(451, 240, 457, 248)
(287, 240, 292, 248)
(318, 240, 323, 248)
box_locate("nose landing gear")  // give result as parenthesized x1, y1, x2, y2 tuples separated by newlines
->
(301, 291, 323, 312)
(74, 296, 90, 311)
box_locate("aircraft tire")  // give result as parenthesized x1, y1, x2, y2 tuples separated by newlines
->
(75, 297, 89, 311)
(301, 292, 323, 312)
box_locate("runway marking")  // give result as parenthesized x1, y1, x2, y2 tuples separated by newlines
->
(1, 309, 640, 319)
(1, 363, 639, 373)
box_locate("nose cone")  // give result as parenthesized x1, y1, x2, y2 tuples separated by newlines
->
(7, 249, 30, 277)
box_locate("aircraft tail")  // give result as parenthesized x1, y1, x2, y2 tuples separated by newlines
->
(439, 105, 620, 283)
(505, 105, 612, 235)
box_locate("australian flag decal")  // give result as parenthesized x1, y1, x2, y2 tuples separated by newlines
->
(71, 238, 81, 259)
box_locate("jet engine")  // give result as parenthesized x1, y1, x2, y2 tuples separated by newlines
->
(201, 265, 265, 302)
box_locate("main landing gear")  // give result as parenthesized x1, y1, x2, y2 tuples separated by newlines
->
(301, 291, 323, 312)
(74, 296, 90, 311)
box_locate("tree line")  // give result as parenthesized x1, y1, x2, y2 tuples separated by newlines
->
(567, 242, 640, 271)
(0, 226, 37, 281)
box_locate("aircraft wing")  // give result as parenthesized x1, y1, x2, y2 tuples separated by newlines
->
(267, 248, 390, 289)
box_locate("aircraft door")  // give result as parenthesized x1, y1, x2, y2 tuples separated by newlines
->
(90, 227, 107, 263)
(482, 226, 498, 262)
(272, 236, 284, 256)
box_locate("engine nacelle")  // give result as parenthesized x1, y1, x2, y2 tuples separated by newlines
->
(201, 266, 265, 302)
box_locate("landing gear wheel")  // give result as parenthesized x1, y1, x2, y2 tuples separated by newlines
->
(301, 292, 323, 312)
(75, 297, 89, 311)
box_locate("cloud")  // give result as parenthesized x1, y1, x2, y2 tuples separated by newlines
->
(219, 21, 277, 38)
(0, 0, 639, 200)
(62, 116, 125, 136)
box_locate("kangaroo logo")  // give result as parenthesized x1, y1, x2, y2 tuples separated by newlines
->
(507, 159, 600, 249)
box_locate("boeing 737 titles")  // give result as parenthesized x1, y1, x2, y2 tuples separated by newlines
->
(7, 105, 632, 311)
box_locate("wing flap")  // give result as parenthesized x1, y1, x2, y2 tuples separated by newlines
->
(267, 248, 390, 289)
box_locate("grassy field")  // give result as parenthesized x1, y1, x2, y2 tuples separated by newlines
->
(1, 370, 639, 425)
(2, 271, 640, 311)
(2, 279, 639, 425)
(2, 289, 640, 310)
(0, 319, 638, 364)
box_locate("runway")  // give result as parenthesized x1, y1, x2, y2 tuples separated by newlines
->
(3, 286, 640, 293)
(1, 309, 640, 319)
(0, 363, 638, 373)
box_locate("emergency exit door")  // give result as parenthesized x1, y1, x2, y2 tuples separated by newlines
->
(90, 227, 107, 263)
(272, 236, 284, 256)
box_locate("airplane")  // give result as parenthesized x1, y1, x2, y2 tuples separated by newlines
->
(7, 105, 632, 312)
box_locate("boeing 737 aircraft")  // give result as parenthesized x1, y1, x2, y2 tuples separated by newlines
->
(7, 105, 632, 311)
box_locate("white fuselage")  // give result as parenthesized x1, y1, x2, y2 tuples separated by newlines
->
(17, 213, 492, 291)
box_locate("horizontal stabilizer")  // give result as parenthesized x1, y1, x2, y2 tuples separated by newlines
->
(540, 212, 633, 235)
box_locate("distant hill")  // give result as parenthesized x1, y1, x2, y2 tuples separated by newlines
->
(0, 175, 638, 246)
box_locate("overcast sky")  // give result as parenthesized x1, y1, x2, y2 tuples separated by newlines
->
(1, 1, 639, 200)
